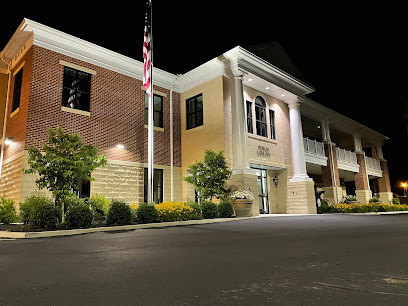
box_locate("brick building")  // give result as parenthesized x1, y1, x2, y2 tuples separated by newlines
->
(0, 19, 393, 214)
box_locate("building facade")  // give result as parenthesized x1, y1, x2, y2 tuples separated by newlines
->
(0, 19, 393, 215)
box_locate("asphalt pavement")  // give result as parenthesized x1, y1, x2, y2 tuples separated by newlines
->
(1, 214, 408, 305)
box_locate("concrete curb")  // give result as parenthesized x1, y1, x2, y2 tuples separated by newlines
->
(0, 217, 253, 239)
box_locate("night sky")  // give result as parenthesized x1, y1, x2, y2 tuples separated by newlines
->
(1, 2, 407, 194)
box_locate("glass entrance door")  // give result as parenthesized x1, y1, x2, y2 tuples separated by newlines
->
(255, 168, 269, 214)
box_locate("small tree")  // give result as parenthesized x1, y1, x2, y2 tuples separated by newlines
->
(24, 127, 107, 221)
(183, 149, 232, 201)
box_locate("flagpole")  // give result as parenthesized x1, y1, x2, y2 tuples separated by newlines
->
(147, 0, 154, 204)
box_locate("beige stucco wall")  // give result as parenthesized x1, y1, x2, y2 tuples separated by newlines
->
(243, 85, 293, 174)
(180, 75, 225, 201)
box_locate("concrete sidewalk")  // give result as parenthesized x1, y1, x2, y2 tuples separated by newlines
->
(2, 211, 408, 239)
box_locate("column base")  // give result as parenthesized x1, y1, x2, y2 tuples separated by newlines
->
(379, 192, 393, 204)
(355, 190, 371, 203)
(322, 186, 343, 205)
(287, 180, 316, 214)
(289, 174, 313, 182)
(227, 171, 259, 217)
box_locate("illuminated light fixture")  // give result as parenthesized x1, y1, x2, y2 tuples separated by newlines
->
(4, 137, 14, 145)
(116, 143, 125, 149)
(248, 78, 252, 81)
(281, 94, 285, 97)
(317, 125, 321, 129)
(265, 87, 269, 90)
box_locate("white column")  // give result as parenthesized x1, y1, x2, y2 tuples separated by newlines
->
(353, 133, 363, 153)
(376, 143, 384, 160)
(320, 120, 327, 142)
(288, 100, 312, 182)
(231, 73, 251, 173)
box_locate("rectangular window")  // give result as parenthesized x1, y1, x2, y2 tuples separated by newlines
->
(145, 93, 163, 128)
(144, 168, 163, 204)
(269, 109, 276, 140)
(186, 94, 203, 130)
(62, 66, 91, 112)
(78, 179, 91, 198)
(246, 101, 253, 134)
(11, 68, 24, 113)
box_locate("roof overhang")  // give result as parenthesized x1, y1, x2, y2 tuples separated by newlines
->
(0, 19, 181, 91)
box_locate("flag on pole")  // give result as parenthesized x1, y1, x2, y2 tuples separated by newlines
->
(143, 0, 154, 204)
(143, 0, 152, 97)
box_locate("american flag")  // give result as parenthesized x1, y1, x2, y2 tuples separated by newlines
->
(143, 0, 152, 97)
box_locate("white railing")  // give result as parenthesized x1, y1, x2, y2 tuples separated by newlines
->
(366, 156, 381, 171)
(335, 148, 358, 165)
(303, 137, 325, 157)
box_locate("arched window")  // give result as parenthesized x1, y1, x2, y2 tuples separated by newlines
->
(255, 96, 267, 137)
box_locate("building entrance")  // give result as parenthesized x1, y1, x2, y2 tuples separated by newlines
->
(254, 168, 269, 214)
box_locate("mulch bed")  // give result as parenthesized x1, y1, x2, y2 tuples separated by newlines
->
(0, 224, 44, 232)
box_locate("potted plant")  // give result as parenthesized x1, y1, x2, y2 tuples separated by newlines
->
(344, 195, 358, 204)
(230, 189, 254, 217)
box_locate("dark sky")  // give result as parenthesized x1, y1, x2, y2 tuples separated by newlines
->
(1, 2, 407, 194)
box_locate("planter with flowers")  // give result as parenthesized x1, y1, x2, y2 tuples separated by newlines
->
(230, 190, 254, 217)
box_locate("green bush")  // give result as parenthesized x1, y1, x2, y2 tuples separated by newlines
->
(218, 199, 234, 218)
(186, 202, 203, 220)
(20, 192, 60, 229)
(392, 198, 401, 205)
(0, 198, 17, 224)
(89, 194, 110, 222)
(201, 201, 218, 219)
(369, 197, 380, 203)
(135, 203, 159, 224)
(106, 200, 132, 226)
(65, 203, 93, 228)
(320, 199, 330, 213)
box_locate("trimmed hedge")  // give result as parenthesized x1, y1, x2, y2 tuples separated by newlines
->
(328, 203, 408, 213)
(106, 200, 132, 226)
(20, 192, 60, 229)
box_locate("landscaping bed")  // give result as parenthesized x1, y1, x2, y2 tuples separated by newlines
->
(326, 203, 408, 214)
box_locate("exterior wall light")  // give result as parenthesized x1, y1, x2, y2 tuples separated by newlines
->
(4, 137, 14, 145)
(116, 144, 125, 149)
(272, 177, 279, 187)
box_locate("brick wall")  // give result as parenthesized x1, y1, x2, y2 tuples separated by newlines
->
(3, 48, 33, 160)
(321, 142, 341, 187)
(355, 153, 369, 190)
(377, 160, 391, 193)
(22, 46, 181, 167)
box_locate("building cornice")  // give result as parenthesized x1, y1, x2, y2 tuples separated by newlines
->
(1, 19, 181, 91)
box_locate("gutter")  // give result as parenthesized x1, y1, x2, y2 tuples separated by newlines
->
(0, 53, 12, 183)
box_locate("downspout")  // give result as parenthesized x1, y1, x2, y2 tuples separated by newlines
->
(326, 115, 339, 204)
(0, 54, 12, 184)
(170, 74, 181, 201)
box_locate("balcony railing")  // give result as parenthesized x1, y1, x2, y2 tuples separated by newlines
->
(303, 137, 325, 157)
(335, 148, 358, 165)
(366, 156, 381, 172)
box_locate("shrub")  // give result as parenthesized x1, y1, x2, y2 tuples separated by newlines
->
(156, 202, 194, 222)
(328, 202, 408, 213)
(135, 203, 159, 224)
(186, 202, 203, 220)
(218, 199, 234, 218)
(201, 201, 218, 219)
(65, 203, 93, 228)
(106, 200, 132, 226)
(0, 198, 17, 224)
(392, 198, 401, 205)
(369, 197, 380, 203)
(320, 199, 330, 213)
(20, 192, 60, 229)
(89, 194, 110, 222)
